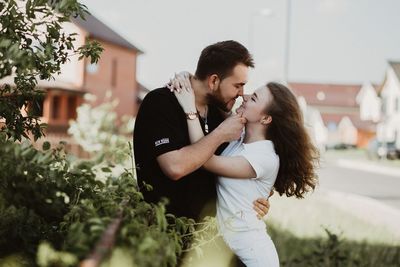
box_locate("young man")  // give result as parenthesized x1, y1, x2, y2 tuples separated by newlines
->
(134, 40, 270, 221)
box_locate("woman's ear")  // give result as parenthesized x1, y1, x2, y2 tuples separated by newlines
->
(208, 74, 220, 91)
(261, 115, 272, 125)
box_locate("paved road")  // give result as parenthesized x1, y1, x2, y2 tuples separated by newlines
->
(317, 160, 400, 210)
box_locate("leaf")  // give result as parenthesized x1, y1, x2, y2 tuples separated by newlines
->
(0, 39, 12, 48)
(88, 218, 103, 225)
(101, 167, 112, 173)
(42, 141, 51, 151)
(89, 224, 105, 234)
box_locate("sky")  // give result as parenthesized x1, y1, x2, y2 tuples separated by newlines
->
(81, 0, 400, 92)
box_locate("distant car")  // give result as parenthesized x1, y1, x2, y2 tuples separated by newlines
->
(367, 138, 400, 160)
(333, 143, 356, 150)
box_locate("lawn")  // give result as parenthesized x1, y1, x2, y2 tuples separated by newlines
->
(267, 191, 400, 245)
(324, 148, 400, 168)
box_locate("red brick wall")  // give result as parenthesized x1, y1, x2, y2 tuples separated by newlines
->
(83, 39, 139, 120)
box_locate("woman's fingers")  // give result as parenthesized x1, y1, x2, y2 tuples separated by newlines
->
(184, 74, 191, 91)
(168, 71, 194, 93)
(173, 79, 181, 93)
(253, 198, 270, 219)
(253, 205, 265, 220)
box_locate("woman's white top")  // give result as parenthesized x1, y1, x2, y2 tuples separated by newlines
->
(216, 134, 279, 234)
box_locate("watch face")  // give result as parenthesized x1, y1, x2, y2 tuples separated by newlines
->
(188, 113, 197, 120)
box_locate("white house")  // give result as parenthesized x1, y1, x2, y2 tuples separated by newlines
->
(298, 96, 328, 151)
(377, 61, 400, 149)
(337, 116, 358, 146)
(356, 82, 381, 122)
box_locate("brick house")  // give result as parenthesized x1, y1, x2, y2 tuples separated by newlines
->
(1, 14, 142, 150)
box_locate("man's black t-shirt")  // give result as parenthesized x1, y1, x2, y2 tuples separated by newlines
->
(133, 87, 228, 220)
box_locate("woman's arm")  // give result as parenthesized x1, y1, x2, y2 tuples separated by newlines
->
(169, 72, 207, 144)
(184, 114, 256, 179)
(204, 155, 257, 179)
(184, 114, 255, 179)
(170, 72, 254, 179)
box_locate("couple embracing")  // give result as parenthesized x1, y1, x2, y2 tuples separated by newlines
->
(134, 40, 319, 267)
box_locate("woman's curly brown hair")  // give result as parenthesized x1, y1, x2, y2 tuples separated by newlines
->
(265, 82, 319, 198)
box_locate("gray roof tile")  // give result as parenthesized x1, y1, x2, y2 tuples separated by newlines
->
(72, 13, 143, 53)
(389, 61, 400, 81)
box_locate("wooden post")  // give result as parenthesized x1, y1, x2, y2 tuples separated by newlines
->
(80, 198, 129, 267)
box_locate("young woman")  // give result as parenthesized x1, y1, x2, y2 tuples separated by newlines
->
(168, 74, 319, 267)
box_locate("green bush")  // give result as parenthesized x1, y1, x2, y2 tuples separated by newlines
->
(268, 224, 400, 267)
(0, 133, 194, 267)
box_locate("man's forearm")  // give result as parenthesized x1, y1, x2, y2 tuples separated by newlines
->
(157, 128, 225, 180)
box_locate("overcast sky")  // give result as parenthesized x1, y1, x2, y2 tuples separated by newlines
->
(81, 0, 400, 92)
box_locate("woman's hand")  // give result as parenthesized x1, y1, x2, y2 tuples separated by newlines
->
(166, 72, 196, 112)
(166, 71, 191, 93)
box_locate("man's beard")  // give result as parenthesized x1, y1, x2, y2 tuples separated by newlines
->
(206, 87, 232, 113)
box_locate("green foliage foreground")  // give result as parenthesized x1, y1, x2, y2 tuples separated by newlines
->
(0, 133, 195, 267)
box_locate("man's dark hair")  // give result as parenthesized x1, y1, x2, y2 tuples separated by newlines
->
(195, 40, 254, 80)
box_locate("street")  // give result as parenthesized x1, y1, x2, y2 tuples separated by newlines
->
(318, 159, 400, 210)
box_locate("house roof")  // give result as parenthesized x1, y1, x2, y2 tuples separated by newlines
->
(289, 82, 362, 108)
(322, 113, 376, 132)
(372, 83, 383, 94)
(356, 82, 381, 104)
(72, 13, 143, 53)
(389, 61, 400, 81)
(0, 76, 83, 92)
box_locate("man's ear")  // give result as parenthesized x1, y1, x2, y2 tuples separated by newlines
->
(261, 115, 272, 125)
(208, 74, 220, 91)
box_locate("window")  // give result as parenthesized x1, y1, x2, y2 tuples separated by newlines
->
(67, 96, 78, 119)
(316, 91, 326, 101)
(86, 62, 99, 74)
(381, 97, 387, 114)
(52, 95, 60, 119)
(111, 59, 117, 87)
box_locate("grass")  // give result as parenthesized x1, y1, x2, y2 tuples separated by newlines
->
(266, 192, 400, 245)
(268, 224, 400, 267)
(265, 191, 400, 266)
(324, 148, 400, 168)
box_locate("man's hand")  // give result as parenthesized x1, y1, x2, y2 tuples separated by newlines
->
(215, 113, 246, 142)
(253, 190, 274, 219)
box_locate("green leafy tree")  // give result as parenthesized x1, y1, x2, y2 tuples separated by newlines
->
(0, 0, 103, 141)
